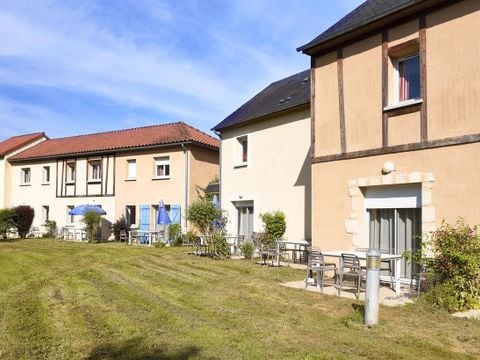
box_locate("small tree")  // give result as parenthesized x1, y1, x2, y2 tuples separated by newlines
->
(43, 220, 57, 238)
(82, 211, 102, 242)
(259, 211, 286, 245)
(0, 208, 17, 240)
(13, 206, 35, 238)
(187, 198, 229, 257)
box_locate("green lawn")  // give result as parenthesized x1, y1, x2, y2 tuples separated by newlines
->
(0, 239, 479, 360)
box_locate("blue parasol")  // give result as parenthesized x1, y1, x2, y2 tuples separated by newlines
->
(157, 200, 171, 225)
(68, 204, 106, 216)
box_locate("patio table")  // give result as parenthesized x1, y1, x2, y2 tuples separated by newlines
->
(321, 250, 403, 294)
(128, 230, 159, 246)
(276, 240, 310, 266)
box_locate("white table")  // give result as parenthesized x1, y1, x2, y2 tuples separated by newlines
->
(128, 230, 160, 246)
(226, 236, 242, 256)
(322, 250, 403, 294)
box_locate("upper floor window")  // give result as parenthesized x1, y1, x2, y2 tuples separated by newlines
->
(127, 159, 136, 180)
(236, 136, 248, 166)
(154, 157, 170, 179)
(66, 162, 75, 184)
(88, 160, 101, 182)
(21, 168, 31, 185)
(395, 54, 420, 103)
(42, 166, 50, 184)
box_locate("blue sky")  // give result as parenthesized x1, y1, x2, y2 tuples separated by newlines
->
(0, 0, 363, 141)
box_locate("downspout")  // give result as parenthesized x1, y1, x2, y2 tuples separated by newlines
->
(213, 130, 222, 206)
(181, 143, 189, 233)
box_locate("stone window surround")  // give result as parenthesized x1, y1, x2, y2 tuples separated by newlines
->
(345, 171, 435, 249)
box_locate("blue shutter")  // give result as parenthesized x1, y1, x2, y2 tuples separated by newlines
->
(139, 205, 150, 231)
(170, 205, 181, 225)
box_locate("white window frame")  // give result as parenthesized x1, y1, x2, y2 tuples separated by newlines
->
(21, 168, 31, 185)
(235, 135, 248, 167)
(66, 162, 75, 184)
(393, 53, 421, 105)
(88, 160, 102, 182)
(42, 166, 50, 184)
(127, 159, 136, 180)
(154, 156, 170, 179)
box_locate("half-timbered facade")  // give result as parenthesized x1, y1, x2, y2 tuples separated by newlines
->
(299, 0, 479, 279)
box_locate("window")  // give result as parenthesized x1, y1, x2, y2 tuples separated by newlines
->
(67, 205, 74, 223)
(21, 168, 31, 185)
(395, 54, 420, 103)
(127, 159, 136, 179)
(237, 136, 248, 165)
(66, 162, 75, 183)
(88, 160, 101, 182)
(126, 205, 136, 225)
(42, 166, 50, 184)
(154, 157, 170, 178)
(42, 205, 49, 222)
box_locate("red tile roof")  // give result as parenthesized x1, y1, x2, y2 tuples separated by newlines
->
(10, 122, 219, 161)
(0, 132, 46, 157)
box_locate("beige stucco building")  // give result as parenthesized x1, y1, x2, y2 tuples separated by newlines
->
(0, 133, 47, 208)
(7, 122, 219, 237)
(298, 0, 480, 279)
(212, 70, 311, 241)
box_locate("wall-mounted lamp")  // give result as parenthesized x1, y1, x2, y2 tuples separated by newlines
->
(382, 161, 395, 174)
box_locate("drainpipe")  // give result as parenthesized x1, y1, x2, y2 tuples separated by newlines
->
(213, 130, 222, 205)
(181, 143, 189, 233)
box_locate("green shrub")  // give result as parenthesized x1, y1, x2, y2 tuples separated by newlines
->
(43, 220, 57, 238)
(82, 211, 102, 242)
(112, 216, 130, 241)
(187, 198, 220, 236)
(13, 206, 35, 238)
(419, 219, 480, 312)
(259, 211, 286, 244)
(168, 224, 181, 244)
(240, 241, 254, 260)
(0, 208, 17, 240)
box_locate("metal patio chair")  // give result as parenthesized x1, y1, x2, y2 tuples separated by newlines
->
(337, 253, 366, 299)
(305, 249, 337, 291)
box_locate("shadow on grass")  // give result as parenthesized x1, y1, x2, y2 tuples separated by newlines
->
(87, 337, 202, 360)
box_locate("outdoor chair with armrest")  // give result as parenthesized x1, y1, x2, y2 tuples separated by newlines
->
(305, 249, 337, 291)
(410, 264, 428, 297)
(119, 230, 128, 242)
(337, 253, 366, 299)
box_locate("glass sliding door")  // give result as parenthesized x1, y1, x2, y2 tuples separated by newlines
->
(237, 204, 254, 241)
(368, 208, 421, 279)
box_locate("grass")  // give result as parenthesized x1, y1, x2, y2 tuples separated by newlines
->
(0, 239, 479, 360)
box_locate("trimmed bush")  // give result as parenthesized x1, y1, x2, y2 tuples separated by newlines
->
(168, 224, 181, 244)
(259, 211, 286, 244)
(43, 220, 57, 238)
(13, 206, 34, 238)
(0, 208, 17, 240)
(240, 241, 254, 260)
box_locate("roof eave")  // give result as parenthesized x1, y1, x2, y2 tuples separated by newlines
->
(212, 101, 310, 133)
(298, 0, 449, 56)
(9, 140, 218, 163)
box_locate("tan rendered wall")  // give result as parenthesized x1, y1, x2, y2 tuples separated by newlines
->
(313, 52, 341, 156)
(188, 145, 219, 203)
(343, 34, 383, 152)
(427, 1, 480, 140)
(114, 147, 186, 226)
(312, 1, 480, 156)
(220, 108, 311, 241)
(311, 143, 480, 251)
